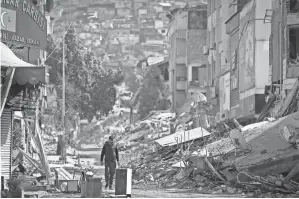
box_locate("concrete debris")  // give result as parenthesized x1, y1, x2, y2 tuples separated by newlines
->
(110, 107, 299, 197)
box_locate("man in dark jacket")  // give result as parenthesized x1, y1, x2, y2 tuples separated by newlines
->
(100, 136, 119, 190)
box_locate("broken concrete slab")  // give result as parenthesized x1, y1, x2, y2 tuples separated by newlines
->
(231, 112, 299, 176)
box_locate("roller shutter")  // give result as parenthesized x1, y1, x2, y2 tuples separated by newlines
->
(1, 108, 12, 181)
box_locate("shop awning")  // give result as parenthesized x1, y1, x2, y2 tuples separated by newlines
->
(1, 42, 46, 85)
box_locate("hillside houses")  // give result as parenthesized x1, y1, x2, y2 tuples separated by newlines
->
(51, 0, 193, 70)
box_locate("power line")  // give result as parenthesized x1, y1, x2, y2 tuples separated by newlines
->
(47, 55, 82, 69)
(43, 22, 73, 65)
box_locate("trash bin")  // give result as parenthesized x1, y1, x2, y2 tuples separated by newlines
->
(89, 178, 102, 198)
(115, 169, 132, 197)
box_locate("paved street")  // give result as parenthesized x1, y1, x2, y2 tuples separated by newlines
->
(41, 188, 247, 198)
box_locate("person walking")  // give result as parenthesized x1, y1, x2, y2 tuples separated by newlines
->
(100, 136, 120, 190)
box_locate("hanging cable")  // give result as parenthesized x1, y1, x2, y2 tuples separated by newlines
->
(43, 22, 73, 65)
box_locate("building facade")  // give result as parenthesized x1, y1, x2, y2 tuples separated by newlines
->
(206, 0, 272, 124)
(1, 0, 53, 186)
(168, 5, 208, 111)
(269, 0, 299, 96)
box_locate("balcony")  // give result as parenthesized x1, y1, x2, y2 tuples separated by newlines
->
(287, 13, 299, 26)
(188, 80, 208, 93)
(176, 80, 187, 90)
(287, 60, 299, 78)
(287, 0, 299, 25)
(287, 27, 299, 77)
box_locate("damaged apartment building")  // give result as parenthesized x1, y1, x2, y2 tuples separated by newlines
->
(204, 0, 291, 125)
(167, 4, 209, 111)
(269, 0, 299, 97)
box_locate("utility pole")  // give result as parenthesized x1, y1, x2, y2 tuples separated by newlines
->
(279, 0, 284, 97)
(62, 22, 66, 163)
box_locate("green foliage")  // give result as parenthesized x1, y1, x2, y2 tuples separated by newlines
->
(46, 26, 124, 127)
(122, 67, 139, 93)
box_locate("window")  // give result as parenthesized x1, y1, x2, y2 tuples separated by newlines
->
(219, 6, 223, 20)
(289, 0, 299, 13)
(211, 0, 215, 11)
(163, 67, 169, 81)
(161, 29, 166, 33)
(289, 28, 299, 60)
(192, 67, 199, 81)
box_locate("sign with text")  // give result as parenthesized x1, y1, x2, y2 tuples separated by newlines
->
(1, 0, 47, 49)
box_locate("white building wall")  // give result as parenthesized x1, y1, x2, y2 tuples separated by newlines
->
(254, 0, 272, 93)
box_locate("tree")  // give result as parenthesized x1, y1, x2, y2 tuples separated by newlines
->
(137, 66, 165, 119)
(46, 26, 124, 128)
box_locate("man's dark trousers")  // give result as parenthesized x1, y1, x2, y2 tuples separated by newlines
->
(105, 160, 116, 187)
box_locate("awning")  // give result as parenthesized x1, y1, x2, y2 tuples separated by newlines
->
(1, 42, 46, 85)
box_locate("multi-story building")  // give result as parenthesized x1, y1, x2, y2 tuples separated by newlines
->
(269, 0, 299, 97)
(168, 5, 208, 111)
(1, 0, 52, 185)
(206, 0, 272, 124)
(115, 0, 132, 9)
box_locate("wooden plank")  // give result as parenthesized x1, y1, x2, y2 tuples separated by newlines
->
(1, 68, 15, 115)
(257, 94, 277, 122)
(275, 78, 299, 118)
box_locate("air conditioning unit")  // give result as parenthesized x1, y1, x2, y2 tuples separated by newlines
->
(203, 46, 209, 55)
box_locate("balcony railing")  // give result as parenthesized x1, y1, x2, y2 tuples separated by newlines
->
(189, 80, 208, 88)
(189, 80, 201, 87)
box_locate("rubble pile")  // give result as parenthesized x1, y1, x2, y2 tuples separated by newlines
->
(115, 111, 176, 150)
(115, 110, 299, 197)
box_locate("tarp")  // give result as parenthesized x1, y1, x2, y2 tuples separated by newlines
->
(1, 42, 35, 67)
(154, 127, 211, 147)
(1, 42, 46, 85)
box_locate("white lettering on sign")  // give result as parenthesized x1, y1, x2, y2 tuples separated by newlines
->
(1, 0, 20, 8)
(22, 0, 46, 31)
(1, 0, 46, 31)
(1, 31, 40, 46)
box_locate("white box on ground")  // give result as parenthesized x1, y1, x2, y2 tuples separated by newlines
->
(115, 168, 132, 197)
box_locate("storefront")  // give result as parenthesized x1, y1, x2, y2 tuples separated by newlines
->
(1, 0, 47, 186)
